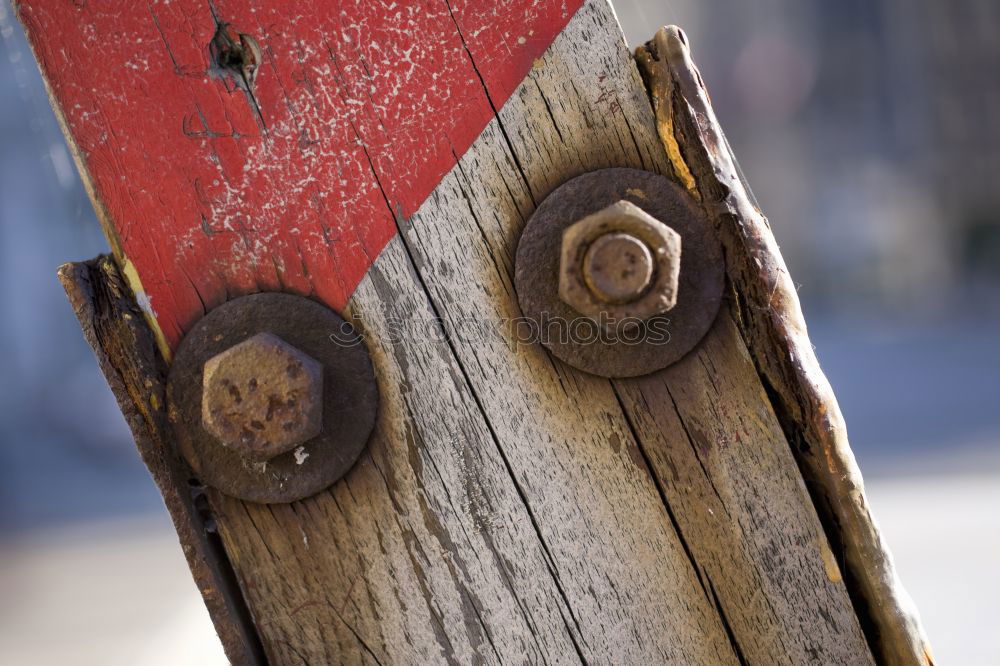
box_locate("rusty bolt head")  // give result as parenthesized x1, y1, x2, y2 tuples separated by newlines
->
(559, 200, 682, 322)
(201, 332, 324, 461)
(583, 232, 655, 303)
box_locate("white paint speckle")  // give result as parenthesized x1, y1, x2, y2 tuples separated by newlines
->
(134, 289, 157, 320)
(294, 446, 310, 465)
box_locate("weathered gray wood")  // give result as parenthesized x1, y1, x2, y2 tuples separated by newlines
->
(616, 314, 863, 664)
(212, 232, 737, 664)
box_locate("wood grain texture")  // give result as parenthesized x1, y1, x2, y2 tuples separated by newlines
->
(210, 234, 736, 664)
(616, 315, 866, 664)
(636, 26, 933, 666)
(39, 1, 918, 664)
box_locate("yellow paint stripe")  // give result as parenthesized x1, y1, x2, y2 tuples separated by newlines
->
(121, 256, 172, 363)
(656, 108, 698, 197)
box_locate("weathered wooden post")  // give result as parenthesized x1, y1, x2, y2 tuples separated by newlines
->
(18, 1, 932, 663)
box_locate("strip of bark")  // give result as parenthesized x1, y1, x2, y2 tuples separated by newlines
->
(58, 256, 267, 666)
(635, 26, 934, 666)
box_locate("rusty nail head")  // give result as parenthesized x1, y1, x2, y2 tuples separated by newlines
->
(559, 200, 682, 322)
(202, 331, 324, 461)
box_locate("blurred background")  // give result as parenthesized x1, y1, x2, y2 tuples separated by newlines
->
(1, 0, 997, 663)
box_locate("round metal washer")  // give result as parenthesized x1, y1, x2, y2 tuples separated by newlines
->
(167, 293, 378, 504)
(514, 168, 724, 378)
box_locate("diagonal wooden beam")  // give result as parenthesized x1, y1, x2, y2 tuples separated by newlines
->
(25, 1, 930, 663)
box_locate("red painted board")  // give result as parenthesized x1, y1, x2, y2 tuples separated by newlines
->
(17, 0, 583, 350)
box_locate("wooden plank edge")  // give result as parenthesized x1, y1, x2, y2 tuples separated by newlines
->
(635, 26, 933, 666)
(14, 0, 174, 363)
(57, 256, 265, 666)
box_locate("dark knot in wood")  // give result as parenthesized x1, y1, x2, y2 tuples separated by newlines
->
(208, 21, 261, 92)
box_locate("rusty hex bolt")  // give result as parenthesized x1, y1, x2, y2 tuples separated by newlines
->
(559, 200, 682, 322)
(201, 332, 324, 461)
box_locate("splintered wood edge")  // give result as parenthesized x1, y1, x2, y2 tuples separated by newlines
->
(57, 257, 265, 666)
(635, 26, 933, 666)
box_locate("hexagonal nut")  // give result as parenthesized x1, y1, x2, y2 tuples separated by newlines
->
(559, 200, 682, 322)
(201, 332, 324, 461)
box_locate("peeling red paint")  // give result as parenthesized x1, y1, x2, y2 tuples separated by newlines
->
(17, 0, 583, 348)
